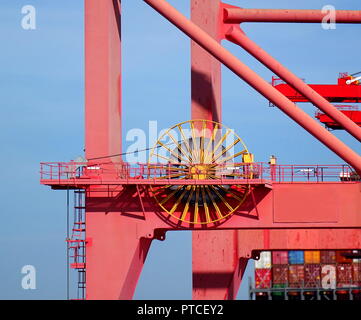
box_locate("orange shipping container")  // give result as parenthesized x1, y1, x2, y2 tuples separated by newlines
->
(304, 251, 321, 264)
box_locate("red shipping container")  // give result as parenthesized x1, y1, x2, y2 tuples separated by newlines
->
(337, 264, 354, 288)
(255, 269, 271, 289)
(304, 264, 321, 288)
(272, 265, 288, 284)
(336, 251, 353, 264)
(272, 251, 288, 265)
(320, 251, 336, 264)
(288, 265, 304, 288)
(352, 263, 361, 286)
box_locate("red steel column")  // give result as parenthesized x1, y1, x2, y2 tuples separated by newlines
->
(85, 0, 122, 163)
(223, 8, 361, 24)
(143, 0, 361, 174)
(85, 1, 151, 299)
(193, 232, 249, 300)
(191, 0, 221, 122)
(225, 26, 361, 143)
(86, 206, 152, 299)
(191, 0, 247, 300)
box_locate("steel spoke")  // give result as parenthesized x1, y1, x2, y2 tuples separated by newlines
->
(180, 186, 195, 221)
(212, 138, 241, 163)
(169, 188, 189, 214)
(167, 131, 193, 163)
(205, 186, 223, 219)
(201, 186, 211, 223)
(209, 185, 234, 212)
(194, 186, 200, 223)
(159, 185, 184, 205)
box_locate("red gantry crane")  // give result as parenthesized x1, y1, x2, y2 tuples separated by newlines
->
(272, 73, 361, 129)
(40, 1, 361, 300)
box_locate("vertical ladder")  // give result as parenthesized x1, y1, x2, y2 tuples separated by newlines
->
(67, 189, 86, 300)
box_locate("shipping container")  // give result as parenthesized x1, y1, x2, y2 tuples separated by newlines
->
(272, 265, 288, 284)
(352, 262, 361, 286)
(320, 250, 336, 264)
(272, 251, 288, 265)
(321, 264, 336, 290)
(271, 284, 286, 299)
(288, 265, 304, 288)
(336, 250, 353, 264)
(255, 251, 271, 269)
(255, 269, 271, 289)
(288, 250, 304, 264)
(337, 264, 354, 288)
(304, 264, 321, 288)
(304, 251, 320, 264)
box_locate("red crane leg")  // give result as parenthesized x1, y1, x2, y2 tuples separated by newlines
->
(86, 207, 152, 300)
(223, 8, 361, 24)
(85, 0, 122, 162)
(191, 0, 221, 123)
(193, 231, 249, 300)
(143, 0, 361, 174)
(225, 26, 361, 143)
(190, 0, 243, 300)
(84, 0, 151, 300)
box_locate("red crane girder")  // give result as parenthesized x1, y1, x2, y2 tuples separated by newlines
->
(272, 76, 361, 103)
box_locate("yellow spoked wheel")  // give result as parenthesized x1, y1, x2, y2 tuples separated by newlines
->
(148, 119, 252, 226)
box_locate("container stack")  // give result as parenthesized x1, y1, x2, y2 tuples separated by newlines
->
(251, 250, 361, 300)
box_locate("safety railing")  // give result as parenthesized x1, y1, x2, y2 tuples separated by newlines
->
(40, 162, 359, 183)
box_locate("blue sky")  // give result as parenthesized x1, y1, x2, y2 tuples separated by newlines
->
(0, 0, 360, 299)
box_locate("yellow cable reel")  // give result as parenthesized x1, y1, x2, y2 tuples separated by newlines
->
(148, 119, 253, 226)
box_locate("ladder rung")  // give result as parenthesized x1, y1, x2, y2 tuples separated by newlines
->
(71, 263, 86, 269)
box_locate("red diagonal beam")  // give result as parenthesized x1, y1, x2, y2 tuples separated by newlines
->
(225, 26, 361, 143)
(143, 0, 361, 174)
(223, 7, 361, 24)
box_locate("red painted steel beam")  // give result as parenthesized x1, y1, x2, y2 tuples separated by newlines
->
(235, 229, 361, 259)
(191, 0, 221, 122)
(223, 7, 361, 24)
(225, 26, 361, 143)
(85, 0, 152, 300)
(86, 203, 153, 299)
(143, 0, 361, 175)
(193, 231, 249, 300)
(274, 83, 361, 103)
(85, 0, 122, 163)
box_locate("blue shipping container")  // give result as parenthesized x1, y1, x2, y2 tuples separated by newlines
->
(288, 251, 304, 264)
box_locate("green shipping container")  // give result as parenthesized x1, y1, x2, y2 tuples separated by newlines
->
(272, 284, 286, 297)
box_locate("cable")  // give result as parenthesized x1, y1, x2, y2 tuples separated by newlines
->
(351, 71, 361, 77)
(87, 141, 177, 161)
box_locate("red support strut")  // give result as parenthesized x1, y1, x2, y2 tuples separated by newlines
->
(223, 7, 361, 24)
